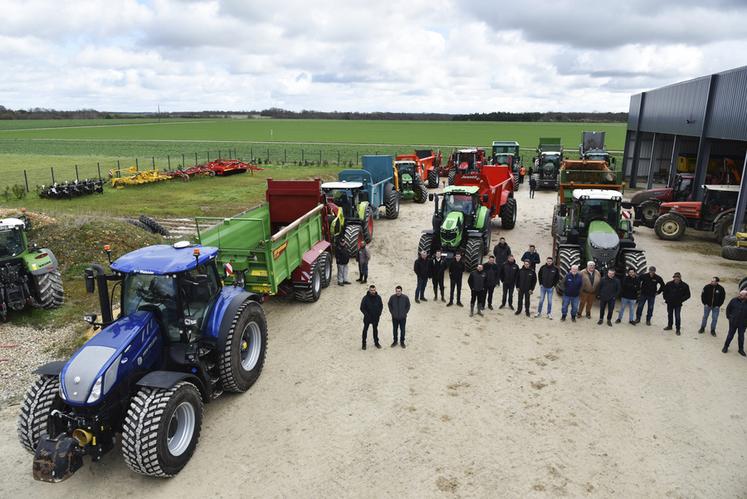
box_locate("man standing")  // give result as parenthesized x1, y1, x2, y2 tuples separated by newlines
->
(662, 272, 691, 335)
(521, 245, 540, 270)
(561, 264, 583, 322)
(536, 256, 559, 319)
(529, 175, 537, 199)
(468, 263, 487, 317)
(336, 240, 351, 286)
(447, 253, 465, 307)
(359, 285, 383, 350)
(634, 266, 665, 326)
(699, 276, 725, 336)
(356, 242, 370, 283)
(499, 255, 519, 309)
(722, 289, 747, 356)
(597, 269, 621, 327)
(413, 251, 430, 303)
(515, 259, 537, 317)
(483, 255, 500, 310)
(616, 268, 639, 325)
(429, 250, 447, 302)
(579, 261, 601, 319)
(493, 237, 512, 267)
(388, 285, 410, 348)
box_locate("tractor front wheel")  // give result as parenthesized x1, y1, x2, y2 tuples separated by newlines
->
(427, 169, 438, 189)
(384, 184, 400, 219)
(463, 237, 483, 272)
(34, 270, 64, 309)
(500, 198, 517, 230)
(17, 376, 64, 453)
(217, 300, 268, 393)
(638, 200, 661, 227)
(654, 213, 687, 241)
(343, 224, 363, 259)
(714, 214, 737, 245)
(621, 250, 647, 276)
(448, 169, 456, 185)
(556, 246, 581, 295)
(418, 233, 433, 258)
(414, 182, 428, 204)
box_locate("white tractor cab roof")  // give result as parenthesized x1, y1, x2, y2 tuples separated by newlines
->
(395, 160, 417, 166)
(0, 218, 25, 231)
(704, 184, 740, 192)
(321, 181, 364, 190)
(572, 189, 623, 201)
(457, 148, 478, 153)
(542, 151, 562, 156)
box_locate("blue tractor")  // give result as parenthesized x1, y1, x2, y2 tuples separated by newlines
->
(17, 242, 268, 482)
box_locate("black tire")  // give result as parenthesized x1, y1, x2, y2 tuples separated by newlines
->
(654, 213, 687, 241)
(556, 246, 581, 294)
(384, 184, 400, 219)
(463, 237, 483, 272)
(122, 382, 203, 477)
(427, 169, 438, 189)
(418, 233, 433, 257)
(139, 215, 170, 237)
(482, 227, 491, 255)
(621, 250, 647, 276)
(722, 235, 737, 247)
(17, 376, 64, 453)
(128, 219, 151, 232)
(293, 257, 323, 302)
(319, 251, 332, 288)
(34, 270, 64, 309)
(713, 214, 736, 245)
(218, 300, 268, 393)
(500, 197, 517, 230)
(362, 205, 374, 244)
(721, 245, 747, 261)
(638, 200, 661, 228)
(513, 173, 520, 191)
(343, 224, 362, 259)
(448, 169, 456, 185)
(413, 182, 428, 204)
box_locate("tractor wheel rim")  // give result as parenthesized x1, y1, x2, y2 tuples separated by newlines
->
(662, 221, 679, 235)
(167, 402, 196, 456)
(643, 206, 657, 219)
(313, 269, 321, 294)
(325, 257, 332, 281)
(240, 321, 262, 371)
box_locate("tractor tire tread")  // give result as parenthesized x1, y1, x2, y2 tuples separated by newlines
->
(217, 300, 268, 393)
(138, 215, 170, 237)
(500, 197, 517, 230)
(35, 270, 64, 309)
(17, 376, 60, 453)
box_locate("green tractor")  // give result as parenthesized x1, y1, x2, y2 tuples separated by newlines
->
(553, 189, 646, 292)
(417, 185, 491, 271)
(322, 181, 375, 258)
(394, 160, 428, 204)
(0, 216, 64, 319)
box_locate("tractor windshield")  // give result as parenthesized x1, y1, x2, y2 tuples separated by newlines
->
(578, 199, 619, 228)
(493, 153, 512, 166)
(675, 177, 692, 197)
(455, 153, 476, 169)
(0, 228, 24, 257)
(325, 189, 356, 218)
(444, 194, 474, 215)
(122, 274, 180, 341)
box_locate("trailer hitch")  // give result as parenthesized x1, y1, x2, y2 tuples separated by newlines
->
(32, 434, 83, 483)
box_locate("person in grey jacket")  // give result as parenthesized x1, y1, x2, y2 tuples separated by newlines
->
(597, 269, 621, 327)
(388, 285, 411, 348)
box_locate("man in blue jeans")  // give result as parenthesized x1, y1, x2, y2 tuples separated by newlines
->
(535, 256, 559, 319)
(699, 276, 725, 336)
(616, 268, 639, 324)
(561, 264, 583, 322)
(413, 250, 430, 303)
(634, 266, 665, 326)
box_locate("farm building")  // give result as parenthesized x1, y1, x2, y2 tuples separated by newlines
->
(623, 65, 747, 234)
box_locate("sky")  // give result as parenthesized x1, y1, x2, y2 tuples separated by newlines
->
(1, 0, 745, 113)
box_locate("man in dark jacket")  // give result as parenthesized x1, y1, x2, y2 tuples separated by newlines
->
(699, 276, 726, 336)
(514, 259, 537, 317)
(616, 268, 639, 324)
(336, 239, 351, 286)
(467, 264, 487, 317)
(447, 253, 465, 307)
(529, 176, 537, 198)
(360, 285, 383, 350)
(483, 255, 500, 310)
(634, 266, 665, 325)
(536, 256, 560, 319)
(493, 237, 511, 266)
(413, 251, 430, 303)
(520, 245, 540, 270)
(561, 264, 583, 321)
(722, 289, 747, 356)
(388, 285, 411, 348)
(499, 255, 519, 309)
(662, 272, 691, 335)
(429, 250, 448, 302)
(597, 269, 621, 327)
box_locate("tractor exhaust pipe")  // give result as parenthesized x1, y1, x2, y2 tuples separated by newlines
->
(85, 264, 113, 325)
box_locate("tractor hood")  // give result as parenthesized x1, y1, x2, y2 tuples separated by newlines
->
(586, 220, 619, 270)
(60, 311, 162, 407)
(440, 211, 463, 247)
(630, 187, 671, 205)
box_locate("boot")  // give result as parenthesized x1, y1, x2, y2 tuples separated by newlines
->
(362, 343, 366, 350)
(698, 327, 704, 334)
(597, 319, 603, 325)
(470, 307, 474, 317)
(477, 308, 484, 316)
(355, 277, 362, 282)
(663, 326, 673, 331)
(447, 301, 453, 307)
(362, 278, 367, 284)
(739, 350, 746, 357)
(457, 302, 463, 307)
(391, 340, 398, 348)
(646, 319, 651, 326)
(711, 330, 717, 337)
(615, 318, 621, 324)
(607, 320, 612, 327)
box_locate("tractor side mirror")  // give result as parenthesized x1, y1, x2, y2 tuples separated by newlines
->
(84, 268, 96, 294)
(428, 193, 434, 201)
(30, 243, 39, 252)
(83, 314, 97, 326)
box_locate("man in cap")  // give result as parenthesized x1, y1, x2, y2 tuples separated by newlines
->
(662, 272, 691, 335)
(634, 265, 665, 326)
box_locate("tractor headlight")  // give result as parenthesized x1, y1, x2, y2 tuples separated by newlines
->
(86, 376, 103, 404)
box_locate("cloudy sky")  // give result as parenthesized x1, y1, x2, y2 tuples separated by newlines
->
(1, 0, 745, 113)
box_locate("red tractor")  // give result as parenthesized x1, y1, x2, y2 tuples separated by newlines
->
(454, 163, 517, 229)
(447, 148, 487, 186)
(630, 173, 695, 227)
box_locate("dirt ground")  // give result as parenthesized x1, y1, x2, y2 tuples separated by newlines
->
(0, 183, 746, 498)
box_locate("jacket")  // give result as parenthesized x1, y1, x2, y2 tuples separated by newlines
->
(521, 251, 540, 269)
(493, 243, 512, 266)
(357, 246, 370, 264)
(701, 283, 726, 307)
(448, 258, 465, 279)
(639, 272, 665, 297)
(537, 264, 560, 289)
(580, 269, 601, 293)
(429, 257, 447, 281)
(467, 270, 486, 292)
(515, 267, 537, 292)
(662, 280, 691, 306)
(529, 177, 537, 188)
(726, 297, 747, 325)
(413, 257, 430, 278)
(563, 273, 583, 297)
(335, 245, 350, 265)
(598, 276, 621, 302)
(620, 275, 639, 300)
(360, 293, 383, 321)
(483, 262, 500, 287)
(500, 261, 519, 287)
(387, 293, 411, 320)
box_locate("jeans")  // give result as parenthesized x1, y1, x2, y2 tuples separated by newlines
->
(358, 262, 368, 281)
(362, 318, 379, 346)
(617, 297, 636, 322)
(449, 277, 462, 304)
(537, 286, 553, 315)
(724, 322, 746, 352)
(501, 284, 514, 306)
(700, 305, 720, 331)
(666, 303, 682, 329)
(636, 295, 656, 321)
(561, 295, 580, 318)
(432, 276, 445, 299)
(517, 290, 531, 314)
(337, 264, 348, 284)
(486, 285, 496, 306)
(392, 318, 406, 343)
(599, 298, 616, 321)
(415, 276, 428, 300)
(529, 188, 535, 199)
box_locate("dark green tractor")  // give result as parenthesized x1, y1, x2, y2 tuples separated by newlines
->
(552, 189, 646, 292)
(417, 185, 490, 271)
(394, 160, 427, 203)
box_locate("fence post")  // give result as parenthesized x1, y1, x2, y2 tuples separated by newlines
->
(182, 153, 185, 168)
(356, 152, 358, 165)
(75, 164, 79, 181)
(267, 148, 270, 163)
(337, 150, 340, 165)
(319, 150, 322, 164)
(135, 158, 139, 171)
(152, 156, 156, 170)
(23, 170, 29, 192)
(284, 149, 287, 163)
(167, 155, 171, 170)
(207, 151, 210, 162)
(250, 147, 253, 159)
(195, 152, 198, 166)
(301, 149, 305, 163)
(218, 149, 221, 159)
(97, 162, 101, 180)
(51, 167, 55, 184)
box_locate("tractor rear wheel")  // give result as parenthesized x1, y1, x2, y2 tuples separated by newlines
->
(739, 276, 747, 291)
(343, 224, 363, 259)
(418, 233, 433, 257)
(621, 250, 647, 276)
(414, 182, 428, 204)
(500, 198, 517, 230)
(714, 213, 737, 245)
(722, 245, 747, 261)
(34, 270, 64, 309)
(448, 169, 456, 185)
(463, 237, 483, 272)
(556, 246, 581, 294)
(17, 376, 64, 453)
(384, 184, 400, 219)
(217, 300, 268, 393)
(293, 257, 323, 302)
(638, 200, 661, 228)
(363, 205, 374, 243)
(427, 169, 438, 188)
(513, 173, 520, 191)
(654, 213, 687, 241)
(122, 381, 203, 477)
(319, 251, 332, 288)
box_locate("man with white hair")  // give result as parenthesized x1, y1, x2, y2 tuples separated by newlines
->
(561, 264, 583, 322)
(722, 289, 747, 356)
(579, 261, 601, 319)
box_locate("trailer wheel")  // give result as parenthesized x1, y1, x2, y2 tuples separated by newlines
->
(218, 300, 268, 393)
(500, 198, 517, 230)
(654, 213, 687, 240)
(17, 376, 64, 453)
(427, 169, 438, 189)
(384, 184, 400, 219)
(448, 169, 456, 185)
(122, 381, 203, 477)
(418, 233, 433, 257)
(463, 237, 483, 272)
(34, 270, 64, 309)
(556, 246, 581, 295)
(638, 200, 661, 228)
(342, 224, 363, 259)
(722, 245, 747, 261)
(293, 257, 323, 302)
(319, 251, 333, 288)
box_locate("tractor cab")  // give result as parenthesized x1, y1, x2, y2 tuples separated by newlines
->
(672, 174, 694, 201)
(0, 218, 27, 258)
(491, 141, 521, 171)
(584, 151, 613, 165)
(433, 186, 483, 250)
(568, 189, 628, 270)
(454, 148, 484, 173)
(492, 153, 515, 168)
(321, 181, 365, 220)
(394, 160, 417, 184)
